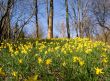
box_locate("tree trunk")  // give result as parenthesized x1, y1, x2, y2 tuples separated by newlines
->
(46, 0, 49, 27)
(65, 0, 70, 38)
(0, 0, 13, 41)
(78, 0, 82, 38)
(35, 0, 39, 38)
(47, 0, 53, 39)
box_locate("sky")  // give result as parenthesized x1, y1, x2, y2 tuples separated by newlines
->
(24, 0, 66, 38)
(11, 0, 76, 38)
(2, 0, 110, 39)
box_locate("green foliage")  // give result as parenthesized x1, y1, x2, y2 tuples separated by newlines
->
(0, 37, 110, 81)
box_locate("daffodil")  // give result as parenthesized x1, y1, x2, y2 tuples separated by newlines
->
(85, 48, 92, 54)
(46, 59, 52, 65)
(38, 57, 43, 64)
(95, 67, 104, 75)
(12, 71, 17, 77)
(0, 67, 5, 76)
(102, 57, 108, 63)
(19, 59, 23, 64)
(73, 56, 80, 62)
(79, 60, 84, 66)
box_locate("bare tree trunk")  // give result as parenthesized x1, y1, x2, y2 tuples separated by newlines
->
(65, 0, 70, 38)
(76, 23, 79, 37)
(46, 0, 49, 27)
(0, 0, 13, 41)
(35, 0, 39, 38)
(78, 0, 82, 38)
(47, 0, 53, 39)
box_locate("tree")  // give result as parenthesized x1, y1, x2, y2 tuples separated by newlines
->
(47, 0, 53, 39)
(11, 0, 34, 40)
(34, 0, 39, 38)
(0, 0, 14, 41)
(14, 22, 25, 39)
(70, 0, 92, 38)
(65, 0, 70, 38)
(91, 0, 110, 43)
(46, 0, 49, 27)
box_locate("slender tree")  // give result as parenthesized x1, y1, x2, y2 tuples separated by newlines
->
(46, 0, 49, 27)
(35, 0, 39, 38)
(47, 0, 53, 39)
(70, 0, 91, 38)
(65, 0, 70, 38)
